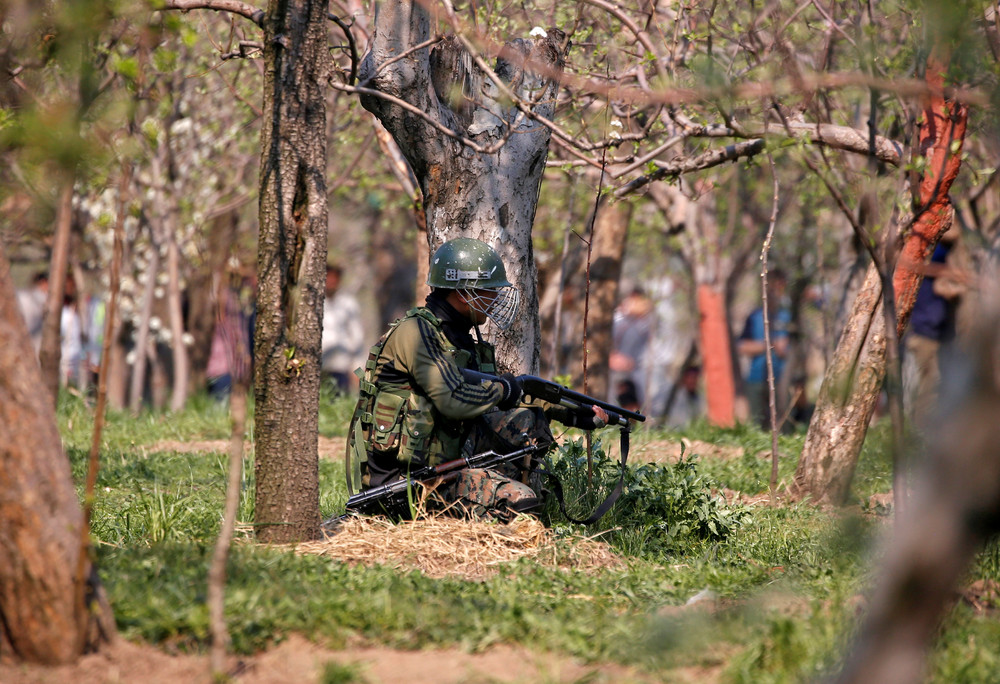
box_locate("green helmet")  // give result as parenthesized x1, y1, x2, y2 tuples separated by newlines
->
(427, 237, 520, 330)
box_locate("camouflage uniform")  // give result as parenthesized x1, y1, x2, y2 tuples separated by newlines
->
(347, 291, 550, 521)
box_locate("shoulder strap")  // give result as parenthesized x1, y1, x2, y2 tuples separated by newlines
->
(345, 309, 426, 495)
(540, 426, 631, 526)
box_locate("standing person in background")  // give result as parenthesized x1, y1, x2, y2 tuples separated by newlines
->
(16, 271, 48, 354)
(609, 287, 654, 406)
(59, 279, 84, 387)
(321, 263, 366, 395)
(661, 364, 706, 429)
(81, 289, 106, 391)
(206, 274, 255, 403)
(904, 226, 966, 425)
(737, 269, 791, 429)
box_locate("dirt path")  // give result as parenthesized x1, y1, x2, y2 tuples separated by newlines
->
(1, 634, 711, 684)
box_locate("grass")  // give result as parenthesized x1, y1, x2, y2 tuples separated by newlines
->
(56, 390, 1000, 683)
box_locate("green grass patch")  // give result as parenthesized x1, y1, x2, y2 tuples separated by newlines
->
(56, 391, 1000, 682)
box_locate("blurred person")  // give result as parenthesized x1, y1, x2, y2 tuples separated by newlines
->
(81, 290, 106, 389)
(206, 275, 255, 402)
(59, 282, 84, 387)
(16, 271, 48, 353)
(737, 269, 791, 429)
(321, 263, 365, 395)
(615, 377, 640, 414)
(903, 227, 966, 425)
(609, 287, 654, 404)
(661, 364, 705, 429)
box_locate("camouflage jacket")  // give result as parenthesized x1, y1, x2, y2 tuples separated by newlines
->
(346, 294, 507, 491)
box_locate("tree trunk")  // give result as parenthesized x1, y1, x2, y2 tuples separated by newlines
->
(253, 0, 328, 543)
(697, 282, 736, 426)
(358, 1, 566, 372)
(570, 197, 631, 400)
(834, 291, 1000, 684)
(793, 48, 968, 505)
(166, 232, 189, 412)
(0, 242, 114, 663)
(129, 242, 160, 414)
(38, 181, 74, 406)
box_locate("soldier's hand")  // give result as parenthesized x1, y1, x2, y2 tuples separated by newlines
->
(592, 406, 609, 428)
(570, 405, 608, 431)
(496, 373, 523, 410)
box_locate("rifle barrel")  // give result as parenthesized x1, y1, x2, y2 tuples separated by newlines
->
(460, 369, 646, 424)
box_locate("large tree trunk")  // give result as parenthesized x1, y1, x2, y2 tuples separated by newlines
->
(358, 1, 566, 372)
(0, 242, 114, 663)
(253, 0, 328, 543)
(793, 48, 968, 505)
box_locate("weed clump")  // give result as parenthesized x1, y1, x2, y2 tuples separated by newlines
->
(542, 436, 751, 559)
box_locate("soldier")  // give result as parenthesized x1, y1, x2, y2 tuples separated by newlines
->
(346, 237, 606, 521)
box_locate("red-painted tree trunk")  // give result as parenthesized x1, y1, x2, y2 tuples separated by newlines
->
(697, 283, 736, 426)
(793, 47, 968, 505)
(892, 50, 969, 336)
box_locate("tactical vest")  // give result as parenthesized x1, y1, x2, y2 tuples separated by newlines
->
(344, 307, 497, 494)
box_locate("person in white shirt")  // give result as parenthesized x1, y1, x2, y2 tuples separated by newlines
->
(321, 264, 365, 395)
(16, 271, 48, 353)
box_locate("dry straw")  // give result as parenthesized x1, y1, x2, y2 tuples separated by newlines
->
(294, 515, 624, 581)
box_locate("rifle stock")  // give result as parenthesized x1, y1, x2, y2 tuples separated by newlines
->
(460, 369, 646, 427)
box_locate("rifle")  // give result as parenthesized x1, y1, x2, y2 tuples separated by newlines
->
(462, 368, 644, 525)
(344, 443, 548, 516)
(460, 369, 646, 427)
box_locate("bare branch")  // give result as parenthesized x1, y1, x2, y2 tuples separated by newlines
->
(158, 0, 265, 28)
(328, 12, 358, 85)
(613, 139, 766, 199)
(687, 119, 902, 165)
(330, 81, 493, 154)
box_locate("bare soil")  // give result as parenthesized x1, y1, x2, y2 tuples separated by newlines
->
(0, 634, 685, 684)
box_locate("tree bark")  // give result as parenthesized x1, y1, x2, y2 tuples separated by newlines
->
(166, 231, 189, 412)
(569, 197, 631, 400)
(698, 282, 736, 426)
(128, 240, 160, 414)
(0, 241, 114, 663)
(793, 48, 968, 506)
(253, 0, 328, 543)
(358, 1, 566, 372)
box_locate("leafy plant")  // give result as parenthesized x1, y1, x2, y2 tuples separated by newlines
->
(541, 436, 751, 558)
